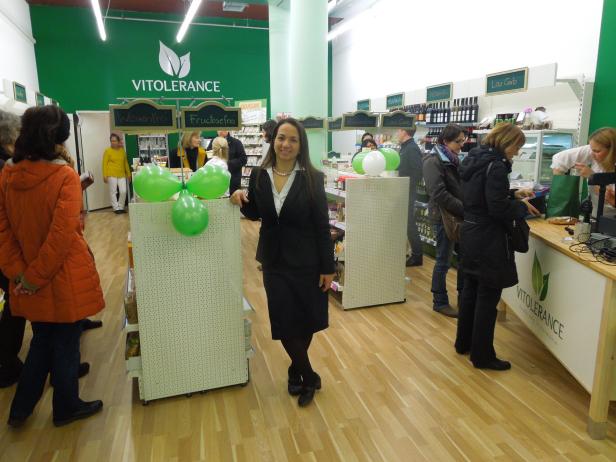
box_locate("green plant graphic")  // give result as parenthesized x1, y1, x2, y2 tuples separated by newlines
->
(532, 252, 550, 302)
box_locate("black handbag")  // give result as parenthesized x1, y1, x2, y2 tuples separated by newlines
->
(511, 218, 530, 253)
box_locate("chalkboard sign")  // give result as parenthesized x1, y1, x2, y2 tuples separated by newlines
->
(13, 82, 27, 104)
(381, 111, 415, 129)
(426, 83, 452, 102)
(328, 117, 342, 131)
(299, 117, 326, 130)
(342, 111, 379, 129)
(386, 93, 405, 109)
(182, 102, 241, 130)
(110, 99, 177, 132)
(486, 67, 528, 95)
(35, 92, 45, 107)
(357, 99, 370, 111)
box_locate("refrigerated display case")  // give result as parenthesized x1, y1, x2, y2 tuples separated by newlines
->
(475, 129, 575, 186)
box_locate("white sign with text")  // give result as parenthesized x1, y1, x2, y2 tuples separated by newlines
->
(502, 236, 606, 392)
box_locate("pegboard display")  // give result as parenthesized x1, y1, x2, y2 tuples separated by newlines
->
(129, 200, 247, 402)
(342, 177, 409, 309)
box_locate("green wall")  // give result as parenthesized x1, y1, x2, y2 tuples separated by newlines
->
(30, 6, 270, 114)
(590, 0, 616, 132)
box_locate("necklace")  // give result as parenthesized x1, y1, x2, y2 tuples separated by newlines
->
(273, 165, 294, 176)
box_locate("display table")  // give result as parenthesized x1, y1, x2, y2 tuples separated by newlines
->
(500, 220, 616, 439)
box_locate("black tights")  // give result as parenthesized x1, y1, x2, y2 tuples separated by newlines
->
(281, 335, 315, 384)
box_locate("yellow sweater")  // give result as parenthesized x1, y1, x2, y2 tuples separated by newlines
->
(102, 147, 131, 178)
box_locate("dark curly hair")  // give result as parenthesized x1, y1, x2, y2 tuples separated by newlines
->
(13, 105, 70, 163)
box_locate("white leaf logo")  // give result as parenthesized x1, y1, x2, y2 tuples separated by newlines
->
(178, 52, 191, 79)
(159, 41, 184, 77)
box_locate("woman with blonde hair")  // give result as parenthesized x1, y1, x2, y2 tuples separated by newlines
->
(551, 127, 616, 177)
(456, 123, 539, 371)
(211, 136, 229, 162)
(169, 131, 206, 172)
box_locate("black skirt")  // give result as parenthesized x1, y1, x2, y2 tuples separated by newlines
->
(262, 266, 329, 340)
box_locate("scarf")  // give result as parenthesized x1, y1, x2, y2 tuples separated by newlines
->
(439, 144, 459, 167)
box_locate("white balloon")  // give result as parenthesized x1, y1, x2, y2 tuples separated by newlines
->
(208, 157, 228, 171)
(362, 151, 386, 176)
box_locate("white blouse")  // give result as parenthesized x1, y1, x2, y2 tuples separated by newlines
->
(266, 164, 301, 216)
(550, 145, 604, 174)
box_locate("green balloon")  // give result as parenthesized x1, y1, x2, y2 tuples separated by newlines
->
(133, 165, 182, 202)
(187, 164, 231, 199)
(172, 190, 209, 236)
(379, 148, 400, 171)
(352, 152, 368, 174)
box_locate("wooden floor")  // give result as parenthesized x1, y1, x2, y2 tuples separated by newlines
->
(2, 210, 616, 461)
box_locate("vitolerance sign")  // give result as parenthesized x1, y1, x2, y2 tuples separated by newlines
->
(131, 41, 221, 94)
(502, 235, 606, 392)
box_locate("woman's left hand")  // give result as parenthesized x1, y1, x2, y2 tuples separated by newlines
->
(522, 199, 541, 217)
(514, 189, 535, 200)
(574, 163, 593, 178)
(319, 274, 335, 292)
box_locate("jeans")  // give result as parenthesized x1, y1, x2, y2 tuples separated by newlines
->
(455, 275, 503, 366)
(10, 321, 82, 420)
(408, 192, 422, 260)
(431, 222, 464, 309)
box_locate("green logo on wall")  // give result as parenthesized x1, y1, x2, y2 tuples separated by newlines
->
(532, 252, 550, 302)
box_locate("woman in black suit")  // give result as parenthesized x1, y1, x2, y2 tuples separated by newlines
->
(230, 118, 335, 407)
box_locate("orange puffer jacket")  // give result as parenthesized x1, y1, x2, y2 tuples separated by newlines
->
(0, 158, 105, 322)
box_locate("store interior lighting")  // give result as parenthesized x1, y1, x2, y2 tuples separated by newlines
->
(89, 0, 107, 41)
(177, 0, 204, 43)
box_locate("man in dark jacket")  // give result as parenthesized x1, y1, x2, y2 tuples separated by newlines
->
(422, 125, 466, 318)
(397, 128, 423, 266)
(207, 131, 247, 194)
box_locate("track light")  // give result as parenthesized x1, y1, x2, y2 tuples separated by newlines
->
(90, 0, 107, 41)
(177, 0, 203, 43)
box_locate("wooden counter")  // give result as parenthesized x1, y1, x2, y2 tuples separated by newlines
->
(501, 219, 616, 440)
(528, 220, 616, 280)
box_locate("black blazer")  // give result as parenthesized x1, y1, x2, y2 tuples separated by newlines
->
(241, 167, 335, 275)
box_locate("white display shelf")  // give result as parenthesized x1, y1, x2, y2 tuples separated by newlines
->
(125, 321, 139, 333)
(329, 220, 346, 231)
(325, 187, 346, 199)
(327, 177, 409, 310)
(415, 200, 429, 209)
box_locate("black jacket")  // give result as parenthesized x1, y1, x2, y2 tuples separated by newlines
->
(240, 167, 335, 275)
(397, 138, 423, 192)
(207, 134, 247, 193)
(422, 145, 463, 223)
(459, 146, 528, 289)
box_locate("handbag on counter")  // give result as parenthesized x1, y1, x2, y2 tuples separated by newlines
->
(439, 207, 463, 243)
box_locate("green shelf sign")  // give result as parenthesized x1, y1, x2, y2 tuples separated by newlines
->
(110, 99, 178, 133)
(328, 117, 342, 131)
(299, 117, 326, 130)
(342, 111, 379, 130)
(13, 82, 27, 104)
(36, 92, 45, 107)
(386, 93, 404, 109)
(357, 99, 370, 111)
(486, 67, 528, 95)
(381, 111, 415, 129)
(182, 102, 241, 131)
(426, 83, 452, 102)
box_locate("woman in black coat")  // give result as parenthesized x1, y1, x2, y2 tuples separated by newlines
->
(230, 118, 335, 407)
(456, 123, 538, 370)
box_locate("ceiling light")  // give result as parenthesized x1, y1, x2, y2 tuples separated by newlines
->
(90, 0, 107, 41)
(223, 2, 247, 12)
(177, 0, 203, 43)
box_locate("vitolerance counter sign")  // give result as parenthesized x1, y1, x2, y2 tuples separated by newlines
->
(131, 42, 221, 94)
(502, 235, 606, 392)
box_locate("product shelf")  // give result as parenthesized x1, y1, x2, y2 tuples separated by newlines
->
(325, 187, 346, 199)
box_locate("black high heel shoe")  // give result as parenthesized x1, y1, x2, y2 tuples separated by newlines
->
(298, 373, 321, 407)
(288, 366, 303, 396)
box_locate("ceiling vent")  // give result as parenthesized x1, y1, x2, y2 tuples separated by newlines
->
(222, 2, 248, 12)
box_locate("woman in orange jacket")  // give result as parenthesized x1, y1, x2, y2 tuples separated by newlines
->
(0, 106, 105, 428)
